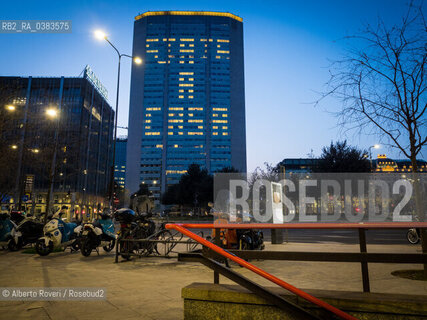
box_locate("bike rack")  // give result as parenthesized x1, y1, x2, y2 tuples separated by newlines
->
(166, 222, 427, 320)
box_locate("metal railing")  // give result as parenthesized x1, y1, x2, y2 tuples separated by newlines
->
(166, 222, 427, 320)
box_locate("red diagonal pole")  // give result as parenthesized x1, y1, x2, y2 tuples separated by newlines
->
(166, 223, 358, 320)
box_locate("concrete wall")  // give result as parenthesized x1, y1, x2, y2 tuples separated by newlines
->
(182, 283, 427, 320)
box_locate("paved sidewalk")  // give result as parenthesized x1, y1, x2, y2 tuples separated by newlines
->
(0, 241, 425, 320)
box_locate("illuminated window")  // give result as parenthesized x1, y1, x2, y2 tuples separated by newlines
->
(146, 39, 159, 42)
(180, 44, 185, 47)
(188, 89, 194, 93)
(146, 114, 152, 117)
(169, 107, 183, 110)
(168, 119, 184, 123)
(180, 38, 194, 42)
(189, 61, 194, 64)
(178, 125, 183, 129)
(188, 132, 203, 135)
(217, 39, 229, 43)
(189, 96, 194, 99)
(213, 120, 227, 123)
(198, 126, 203, 129)
(213, 132, 218, 135)
(145, 126, 151, 129)
(158, 61, 166, 64)
(222, 126, 228, 130)
(188, 113, 194, 117)
(179, 95, 184, 99)
(217, 45, 220, 48)
(200, 39, 207, 41)
(146, 107, 161, 111)
(212, 114, 218, 117)
(174, 144, 179, 148)
(154, 55, 158, 58)
(179, 61, 184, 64)
(179, 89, 184, 93)
(168, 38, 176, 41)
(179, 78, 184, 81)
(189, 44, 194, 47)
(168, 113, 175, 116)
(213, 108, 227, 111)
(215, 56, 221, 59)
(189, 78, 194, 81)
(213, 126, 218, 129)
(179, 84, 193, 87)
(178, 132, 184, 135)
(179, 72, 194, 75)
(188, 119, 203, 123)
(146, 44, 150, 47)
(188, 107, 203, 111)
(168, 126, 173, 129)
(180, 49, 194, 53)
(145, 132, 160, 135)
(178, 113, 184, 117)
(156, 144, 163, 148)
(145, 120, 151, 123)
(146, 50, 158, 53)
(168, 132, 173, 135)
(217, 50, 230, 54)
(222, 114, 228, 117)
(222, 132, 228, 136)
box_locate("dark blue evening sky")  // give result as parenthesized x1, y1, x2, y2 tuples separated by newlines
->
(0, 0, 423, 171)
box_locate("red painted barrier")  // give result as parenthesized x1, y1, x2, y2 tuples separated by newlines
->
(166, 222, 368, 320)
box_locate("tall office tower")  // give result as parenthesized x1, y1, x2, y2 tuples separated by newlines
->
(126, 11, 246, 200)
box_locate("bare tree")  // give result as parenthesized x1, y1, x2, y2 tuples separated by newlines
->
(319, 2, 427, 274)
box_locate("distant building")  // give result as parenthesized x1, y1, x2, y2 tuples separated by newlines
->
(114, 137, 127, 188)
(278, 158, 319, 174)
(126, 11, 247, 202)
(0, 67, 114, 220)
(278, 155, 426, 174)
(373, 154, 426, 172)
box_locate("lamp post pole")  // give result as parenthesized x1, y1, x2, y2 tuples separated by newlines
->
(97, 33, 141, 208)
(369, 145, 380, 171)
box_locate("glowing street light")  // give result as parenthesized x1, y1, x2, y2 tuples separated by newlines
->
(6, 105, 16, 111)
(32, 149, 40, 153)
(46, 108, 58, 118)
(94, 29, 107, 40)
(134, 57, 143, 65)
(11, 145, 18, 149)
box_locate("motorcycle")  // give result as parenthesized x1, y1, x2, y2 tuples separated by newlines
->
(35, 210, 82, 256)
(407, 228, 420, 244)
(8, 216, 44, 251)
(0, 213, 16, 249)
(237, 229, 265, 250)
(115, 208, 156, 259)
(80, 212, 117, 257)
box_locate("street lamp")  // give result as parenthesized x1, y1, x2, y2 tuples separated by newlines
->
(369, 144, 380, 170)
(46, 108, 58, 118)
(94, 29, 143, 207)
(6, 105, 16, 111)
(11, 145, 18, 149)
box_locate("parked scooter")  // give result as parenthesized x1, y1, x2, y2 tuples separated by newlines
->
(35, 206, 82, 256)
(0, 213, 16, 249)
(407, 228, 420, 244)
(80, 211, 117, 257)
(237, 229, 265, 250)
(8, 215, 44, 251)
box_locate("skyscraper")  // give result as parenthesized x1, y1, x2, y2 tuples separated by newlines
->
(126, 11, 246, 200)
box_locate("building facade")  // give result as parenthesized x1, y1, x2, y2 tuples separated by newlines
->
(114, 137, 127, 188)
(126, 11, 247, 201)
(0, 68, 114, 220)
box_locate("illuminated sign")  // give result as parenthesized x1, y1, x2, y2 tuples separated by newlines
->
(83, 65, 108, 100)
